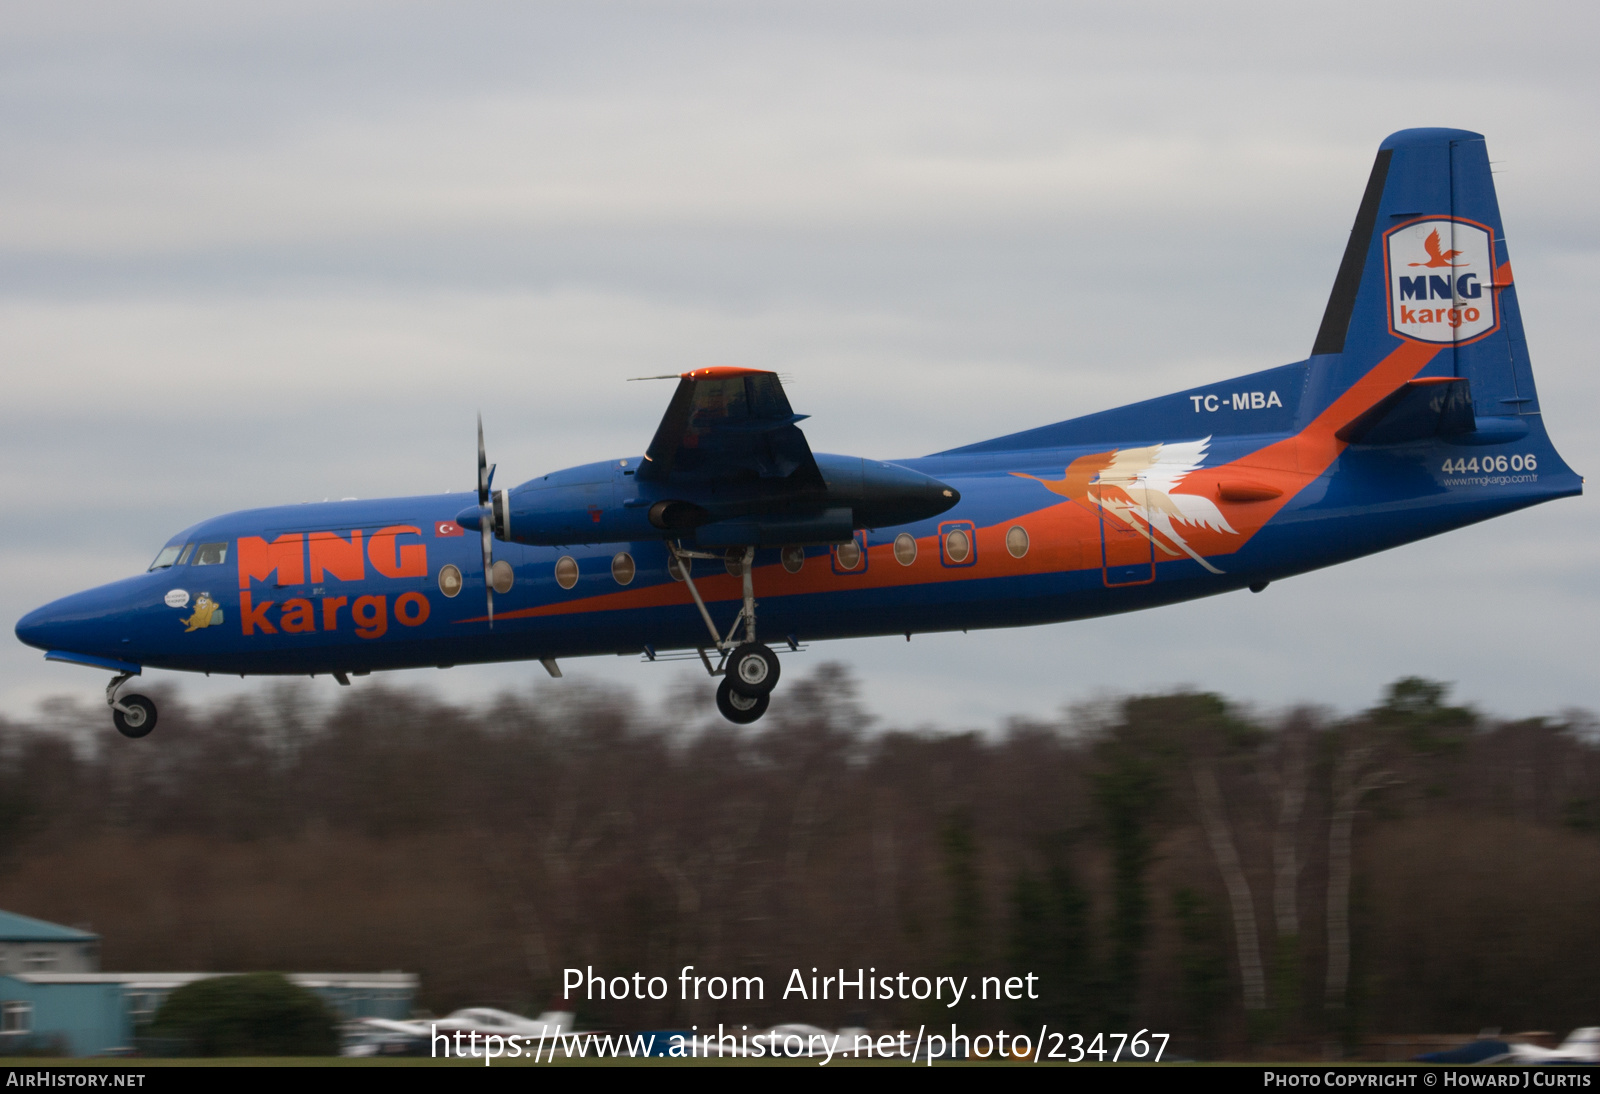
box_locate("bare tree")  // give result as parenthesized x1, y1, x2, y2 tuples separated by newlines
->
(1271, 722, 1309, 942)
(1324, 745, 1394, 1010)
(1193, 763, 1266, 1012)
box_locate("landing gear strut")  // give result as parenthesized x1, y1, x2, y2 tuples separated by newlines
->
(107, 671, 157, 739)
(670, 543, 781, 724)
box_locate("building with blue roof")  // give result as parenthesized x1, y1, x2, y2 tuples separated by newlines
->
(0, 910, 415, 1056)
(0, 910, 100, 974)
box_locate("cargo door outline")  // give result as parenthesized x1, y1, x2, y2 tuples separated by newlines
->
(1099, 475, 1156, 587)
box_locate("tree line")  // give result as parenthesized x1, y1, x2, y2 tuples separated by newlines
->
(1, 667, 1597, 1056)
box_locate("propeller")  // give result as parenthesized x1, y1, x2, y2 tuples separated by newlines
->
(477, 414, 497, 627)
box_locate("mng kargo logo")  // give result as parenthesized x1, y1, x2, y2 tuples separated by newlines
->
(1384, 217, 1499, 345)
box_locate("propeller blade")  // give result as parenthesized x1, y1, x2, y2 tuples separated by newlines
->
(481, 520, 495, 627)
(477, 414, 490, 507)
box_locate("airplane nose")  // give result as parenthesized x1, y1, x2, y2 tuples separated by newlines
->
(14, 603, 61, 651)
(15, 579, 143, 657)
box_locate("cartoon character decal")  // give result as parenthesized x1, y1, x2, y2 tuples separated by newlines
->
(1014, 437, 1237, 573)
(181, 592, 224, 632)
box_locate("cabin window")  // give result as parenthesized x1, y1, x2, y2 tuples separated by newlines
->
(437, 564, 463, 598)
(781, 546, 805, 574)
(148, 545, 183, 571)
(554, 556, 579, 591)
(1006, 526, 1030, 559)
(893, 533, 917, 566)
(835, 539, 862, 571)
(611, 553, 636, 586)
(0, 1001, 31, 1036)
(193, 542, 229, 566)
(668, 556, 688, 582)
(943, 528, 971, 564)
(128, 993, 159, 1023)
(724, 549, 747, 577)
(490, 560, 515, 594)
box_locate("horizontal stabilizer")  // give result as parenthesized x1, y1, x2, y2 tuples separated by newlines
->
(1337, 377, 1473, 445)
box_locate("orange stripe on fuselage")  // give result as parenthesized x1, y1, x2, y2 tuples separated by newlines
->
(1172, 338, 1440, 548)
(462, 497, 1104, 624)
(464, 340, 1441, 624)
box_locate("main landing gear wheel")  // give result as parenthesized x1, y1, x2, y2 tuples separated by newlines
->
(727, 642, 780, 697)
(717, 676, 769, 725)
(112, 695, 157, 739)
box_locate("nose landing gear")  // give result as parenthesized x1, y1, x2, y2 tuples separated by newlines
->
(107, 671, 157, 739)
(670, 543, 784, 724)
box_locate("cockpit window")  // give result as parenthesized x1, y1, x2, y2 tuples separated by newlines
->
(148, 545, 183, 571)
(176, 543, 194, 566)
(193, 542, 229, 566)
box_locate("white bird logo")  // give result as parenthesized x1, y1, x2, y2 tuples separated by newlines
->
(1013, 436, 1236, 573)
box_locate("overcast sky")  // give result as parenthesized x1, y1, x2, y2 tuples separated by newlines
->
(3, 1, 1596, 731)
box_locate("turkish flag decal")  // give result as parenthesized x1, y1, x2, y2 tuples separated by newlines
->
(435, 520, 465, 538)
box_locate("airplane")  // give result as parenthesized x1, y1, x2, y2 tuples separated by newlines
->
(343, 1006, 579, 1056)
(1419, 1027, 1600, 1066)
(361, 1006, 577, 1040)
(13, 127, 1583, 733)
(1507, 1028, 1600, 1065)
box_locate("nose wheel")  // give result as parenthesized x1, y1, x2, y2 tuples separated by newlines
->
(112, 696, 157, 738)
(106, 672, 157, 738)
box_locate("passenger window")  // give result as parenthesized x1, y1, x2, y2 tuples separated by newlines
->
(193, 542, 229, 566)
(147, 546, 182, 571)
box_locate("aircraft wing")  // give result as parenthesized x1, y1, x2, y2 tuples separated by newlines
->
(638, 367, 825, 488)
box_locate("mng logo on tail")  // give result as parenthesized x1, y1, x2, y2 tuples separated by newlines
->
(1385, 217, 1498, 344)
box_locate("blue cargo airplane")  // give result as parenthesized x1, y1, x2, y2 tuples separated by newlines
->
(14, 128, 1582, 734)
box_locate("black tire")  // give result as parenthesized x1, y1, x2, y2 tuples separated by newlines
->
(112, 695, 157, 739)
(726, 642, 780, 697)
(716, 676, 769, 725)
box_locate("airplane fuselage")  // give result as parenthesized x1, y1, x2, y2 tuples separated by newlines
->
(17, 364, 1578, 681)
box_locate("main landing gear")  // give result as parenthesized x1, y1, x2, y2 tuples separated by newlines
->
(107, 671, 157, 739)
(716, 677, 769, 725)
(671, 544, 782, 725)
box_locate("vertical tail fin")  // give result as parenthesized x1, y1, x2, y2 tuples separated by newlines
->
(1307, 128, 1537, 426)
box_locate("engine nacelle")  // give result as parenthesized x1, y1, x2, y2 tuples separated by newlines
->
(456, 453, 959, 547)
